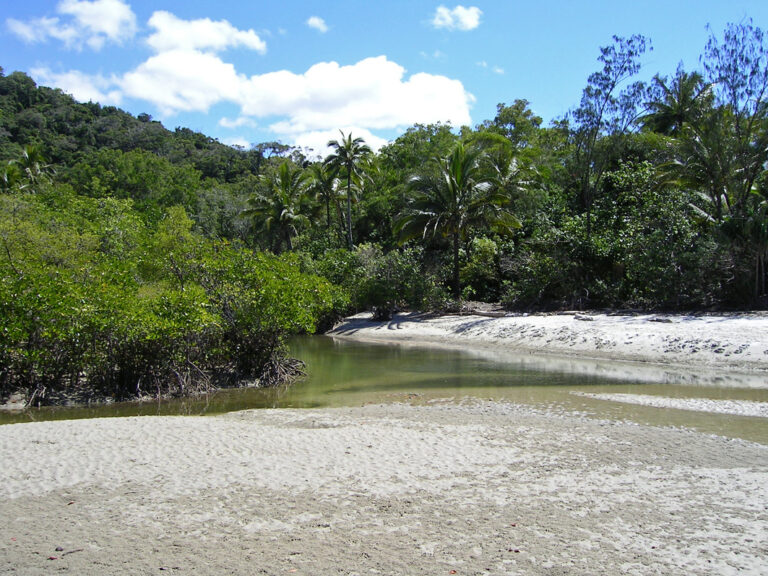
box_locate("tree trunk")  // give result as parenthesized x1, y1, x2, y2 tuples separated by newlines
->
(452, 232, 461, 298)
(346, 173, 353, 250)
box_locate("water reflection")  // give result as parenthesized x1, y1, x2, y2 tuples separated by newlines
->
(2, 335, 767, 444)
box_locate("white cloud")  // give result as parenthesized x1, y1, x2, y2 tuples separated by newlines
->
(432, 5, 482, 31)
(147, 11, 266, 53)
(306, 16, 328, 33)
(31, 67, 122, 105)
(116, 52, 471, 149)
(219, 117, 258, 129)
(241, 56, 473, 135)
(59, 0, 137, 48)
(493, 66, 505, 75)
(119, 49, 243, 115)
(7, 0, 136, 50)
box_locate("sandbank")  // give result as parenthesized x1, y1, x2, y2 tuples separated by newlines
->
(329, 311, 768, 388)
(1, 402, 766, 575)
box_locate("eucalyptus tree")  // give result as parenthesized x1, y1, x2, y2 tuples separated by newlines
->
(701, 20, 768, 218)
(324, 131, 372, 249)
(243, 161, 310, 253)
(395, 142, 520, 297)
(570, 34, 651, 240)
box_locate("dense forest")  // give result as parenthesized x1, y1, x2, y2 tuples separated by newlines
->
(1, 21, 767, 405)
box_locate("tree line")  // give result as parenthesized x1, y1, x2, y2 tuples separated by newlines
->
(1, 20, 767, 404)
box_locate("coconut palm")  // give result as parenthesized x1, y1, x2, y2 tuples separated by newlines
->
(641, 66, 713, 136)
(243, 161, 310, 253)
(306, 162, 339, 230)
(324, 131, 371, 249)
(395, 142, 520, 297)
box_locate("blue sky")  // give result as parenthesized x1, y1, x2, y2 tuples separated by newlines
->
(2, 1, 767, 157)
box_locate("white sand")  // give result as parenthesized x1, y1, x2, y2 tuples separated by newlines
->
(329, 312, 768, 387)
(1, 402, 766, 575)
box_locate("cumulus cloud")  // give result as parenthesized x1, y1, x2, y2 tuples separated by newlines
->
(432, 5, 482, 31)
(306, 16, 329, 33)
(115, 51, 473, 138)
(119, 49, 244, 115)
(7, 0, 136, 50)
(147, 11, 266, 53)
(241, 56, 473, 134)
(31, 67, 122, 105)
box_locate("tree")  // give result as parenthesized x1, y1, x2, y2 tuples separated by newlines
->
(395, 142, 520, 297)
(570, 34, 651, 239)
(641, 65, 713, 135)
(306, 161, 340, 231)
(477, 100, 543, 149)
(701, 19, 768, 217)
(243, 161, 310, 253)
(324, 131, 371, 249)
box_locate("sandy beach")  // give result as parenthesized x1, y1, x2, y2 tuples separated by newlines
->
(330, 311, 768, 371)
(1, 402, 766, 575)
(329, 312, 768, 389)
(1, 312, 768, 575)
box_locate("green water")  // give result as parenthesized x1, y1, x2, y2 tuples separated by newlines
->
(2, 335, 767, 443)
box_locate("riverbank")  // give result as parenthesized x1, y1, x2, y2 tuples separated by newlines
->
(1, 401, 766, 575)
(329, 311, 768, 386)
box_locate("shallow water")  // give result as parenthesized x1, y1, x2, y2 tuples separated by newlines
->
(3, 335, 767, 443)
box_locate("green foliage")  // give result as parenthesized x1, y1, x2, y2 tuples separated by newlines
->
(65, 148, 201, 220)
(0, 187, 346, 404)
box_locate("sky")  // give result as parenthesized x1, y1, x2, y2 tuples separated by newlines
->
(2, 0, 767, 158)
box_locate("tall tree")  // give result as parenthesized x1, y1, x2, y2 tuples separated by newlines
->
(570, 35, 651, 239)
(701, 20, 768, 216)
(306, 162, 339, 231)
(324, 131, 371, 249)
(642, 65, 713, 135)
(243, 161, 310, 253)
(395, 142, 520, 297)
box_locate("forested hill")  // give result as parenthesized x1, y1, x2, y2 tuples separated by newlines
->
(0, 67, 285, 182)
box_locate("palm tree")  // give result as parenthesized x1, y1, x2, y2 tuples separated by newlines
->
(324, 131, 371, 249)
(2, 145, 52, 193)
(661, 108, 733, 222)
(243, 161, 310, 253)
(0, 162, 23, 193)
(395, 142, 520, 297)
(641, 66, 713, 136)
(306, 162, 339, 230)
